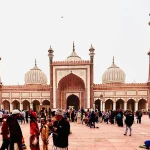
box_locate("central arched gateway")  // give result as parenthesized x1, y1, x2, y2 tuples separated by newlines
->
(58, 73, 85, 109)
(67, 94, 79, 110)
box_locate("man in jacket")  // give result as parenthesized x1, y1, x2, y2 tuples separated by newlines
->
(52, 109, 70, 149)
(6, 109, 23, 150)
(124, 110, 134, 136)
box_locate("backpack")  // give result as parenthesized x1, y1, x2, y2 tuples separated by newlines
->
(117, 113, 121, 119)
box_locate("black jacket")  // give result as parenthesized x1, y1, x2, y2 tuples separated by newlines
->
(6, 115, 23, 142)
(53, 118, 70, 148)
(125, 114, 134, 127)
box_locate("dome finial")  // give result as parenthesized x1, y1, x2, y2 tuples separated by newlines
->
(113, 56, 114, 64)
(73, 41, 75, 52)
(35, 59, 37, 66)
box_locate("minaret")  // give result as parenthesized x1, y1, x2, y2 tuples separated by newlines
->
(48, 46, 54, 109)
(89, 44, 95, 108)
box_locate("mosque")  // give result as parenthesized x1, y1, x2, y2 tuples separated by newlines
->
(0, 43, 150, 113)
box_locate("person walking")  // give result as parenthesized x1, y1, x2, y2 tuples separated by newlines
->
(40, 118, 49, 150)
(30, 111, 40, 150)
(124, 110, 134, 136)
(6, 109, 23, 150)
(52, 109, 70, 150)
(137, 110, 143, 124)
(0, 114, 10, 150)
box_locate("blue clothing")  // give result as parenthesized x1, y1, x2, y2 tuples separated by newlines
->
(145, 140, 150, 149)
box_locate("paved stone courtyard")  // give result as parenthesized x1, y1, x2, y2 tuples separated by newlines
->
(0, 115, 150, 150)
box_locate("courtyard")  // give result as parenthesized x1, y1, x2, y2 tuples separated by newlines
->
(0, 115, 150, 150)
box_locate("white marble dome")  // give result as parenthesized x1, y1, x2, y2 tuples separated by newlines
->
(24, 61, 47, 85)
(66, 51, 82, 61)
(102, 57, 125, 84)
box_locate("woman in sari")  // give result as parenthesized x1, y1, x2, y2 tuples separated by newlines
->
(30, 111, 40, 150)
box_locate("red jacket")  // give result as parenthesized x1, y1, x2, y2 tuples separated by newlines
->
(1, 119, 9, 139)
(30, 120, 39, 135)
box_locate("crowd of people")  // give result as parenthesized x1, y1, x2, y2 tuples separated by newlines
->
(0, 108, 70, 150)
(0, 108, 149, 150)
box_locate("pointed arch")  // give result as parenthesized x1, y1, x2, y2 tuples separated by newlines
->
(67, 94, 79, 110)
(12, 100, 20, 110)
(105, 99, 113, 110)
(58, 73, 85, 91)
(116, 99, 124, 110)
(127, 99, 135, 111)
(42, 100, 50, 105)
(22, 100, 30, 110)
(2, 100, 10, 112)
(138, 99, 147, 110)
(95, 99, 101, 111)
(32, 100, 40, 112)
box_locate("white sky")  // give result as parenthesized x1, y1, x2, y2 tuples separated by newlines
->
(0, 0, 150, 85)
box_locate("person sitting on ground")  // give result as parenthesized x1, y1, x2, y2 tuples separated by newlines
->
(139, 140, 150, 149)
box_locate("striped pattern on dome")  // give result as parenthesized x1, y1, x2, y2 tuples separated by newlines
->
(66, 51, 82, 61)
(102, 57, 125, 84)
(24, 62, 47, 85)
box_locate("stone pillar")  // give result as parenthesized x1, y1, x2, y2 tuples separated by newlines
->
(20, 103, 23, 111)
(135, 102, 138, 111)
(93, 103, 95, 111)
(146, 103, 148, 111)
(1, 104, 4, 110)
(100, 100, 102, 111)
(113, 102, 116, 111)
(48, 46, 54, 109)
(10, 103, 13, 112)
(30, 103, 33, 109)
(124, 102, 127, 111)
(102, 102, 105, 111)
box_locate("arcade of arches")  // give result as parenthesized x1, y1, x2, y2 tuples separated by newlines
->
(1, 99, 50, 113)
(94, 98, 148, 112)
(57, 73, 85, 110)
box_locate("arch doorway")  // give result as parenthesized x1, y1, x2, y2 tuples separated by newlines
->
(138, 99, 146, 110)
(12, 100, 20, 110)
(22, 100, 30, 110)
(116, 99, 124, 110)
(105, 99, 113, 111)
(32, 100, 40, 112)
(127, 99, 135, 111)
(39, 100, 50, 114)
(67, 94, 79, 110)
(95, 99, 101, 111)
(2, 100, 10, 112)
(58, 73, 85, 109)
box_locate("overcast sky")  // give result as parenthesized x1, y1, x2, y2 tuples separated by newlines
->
(0, 0, 150, 85)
